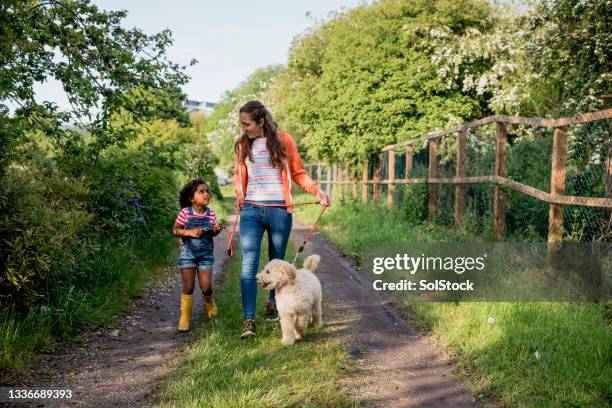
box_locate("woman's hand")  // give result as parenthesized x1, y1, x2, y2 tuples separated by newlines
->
(316, 190, 331, 207)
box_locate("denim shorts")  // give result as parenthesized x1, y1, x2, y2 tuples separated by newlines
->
(178, 241, 214, 270)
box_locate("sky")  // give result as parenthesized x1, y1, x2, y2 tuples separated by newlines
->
(34, 0, 368, 111)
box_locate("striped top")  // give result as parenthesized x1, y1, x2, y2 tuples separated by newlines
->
(245, 138, 284, 202)
(175, 206, 217, 227)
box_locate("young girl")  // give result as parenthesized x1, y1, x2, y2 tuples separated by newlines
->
(172, 179, 222, 332)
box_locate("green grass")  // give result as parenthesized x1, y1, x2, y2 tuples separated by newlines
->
(294, 191, 611, 407)
(0, 230, 178, 382)
(155, 189, 354, 407)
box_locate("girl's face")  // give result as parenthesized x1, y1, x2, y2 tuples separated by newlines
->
(191, 184, 211, 207)
(239, 112, 264, 139)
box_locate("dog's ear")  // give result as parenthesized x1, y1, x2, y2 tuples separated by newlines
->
(277, 263, 296, 288)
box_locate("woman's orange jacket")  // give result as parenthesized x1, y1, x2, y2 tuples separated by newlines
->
(233, 131, 320, 213)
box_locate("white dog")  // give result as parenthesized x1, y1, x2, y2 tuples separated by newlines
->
(256, 255, 323, 346)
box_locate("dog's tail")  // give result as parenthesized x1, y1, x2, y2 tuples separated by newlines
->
(303, 254, 321, 272)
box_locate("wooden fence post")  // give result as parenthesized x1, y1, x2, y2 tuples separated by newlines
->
(352, 164, 358, 200)
(388, 150, 396, 208)
(373, 156, 381, 202)
(326, 164, 331, 195)
(338, 163, 343, 198)
(455, 130, 467, 228)
(428, 139, 439, 223)
(362, 161, 368, 203)
(605, 143, 612, 199)
(344, 164, 349, 196)
(332, 164, 338, 199)
(548, 126, 568, 243)
(494, 123, 507, 241)
(406, 146, 413, 178)
(336, 164, 341, 198)
(317, 164, 322, 185)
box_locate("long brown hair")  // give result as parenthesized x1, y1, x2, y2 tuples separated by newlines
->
(236, 101, 286, 168)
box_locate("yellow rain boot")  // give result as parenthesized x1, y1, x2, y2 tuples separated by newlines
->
(204, 294, 217, 318)
(178, 294, 193, 332)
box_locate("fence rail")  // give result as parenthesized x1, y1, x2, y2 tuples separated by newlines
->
(305, 108, 612, 243)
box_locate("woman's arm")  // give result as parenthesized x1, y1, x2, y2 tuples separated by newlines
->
(284, 133, 319, 195)
(233, 143, 244, 207)
(283, 132, 331, 205)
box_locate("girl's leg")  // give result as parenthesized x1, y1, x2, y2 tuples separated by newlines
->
(239, 206, 265, 320)
(178, 268, 196, 331)
(265, 207, 293, 301)
(181, 268, 197, 295)
(197, 269, 213, 295)
(198, 268, 216, 318)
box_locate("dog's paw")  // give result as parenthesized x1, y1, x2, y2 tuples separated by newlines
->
(281, 337, 295, 346)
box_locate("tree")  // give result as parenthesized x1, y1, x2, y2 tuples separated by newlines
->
(204, 65, 284, 172)
(520, 0, 611, 117)
(275, 0, 496, 164)
(521, 0, 610, 213)
(0, 0, 192, 175)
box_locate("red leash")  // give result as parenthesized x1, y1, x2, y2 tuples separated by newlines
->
(291, 205, 327, 264)
(225, 200, 326, 262)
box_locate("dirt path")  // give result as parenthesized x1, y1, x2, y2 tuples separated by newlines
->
(291, 219, 478, 408)
(15, 213, 477, 407)
(14, 218, 233, 408)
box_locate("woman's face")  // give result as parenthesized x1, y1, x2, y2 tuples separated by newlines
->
(239, 112, 264, 139)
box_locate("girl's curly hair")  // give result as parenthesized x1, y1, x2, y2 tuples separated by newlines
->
(179, 179, 210, 208)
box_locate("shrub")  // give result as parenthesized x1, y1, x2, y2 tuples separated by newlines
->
(0, 166, 95, 309)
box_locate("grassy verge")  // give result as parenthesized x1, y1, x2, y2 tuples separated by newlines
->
(155, 189, 354, 408)
(0, 230, 177, 382)
(294, 193, 611, 407)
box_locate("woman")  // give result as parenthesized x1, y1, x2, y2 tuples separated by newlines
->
(234, 100, 331, 338)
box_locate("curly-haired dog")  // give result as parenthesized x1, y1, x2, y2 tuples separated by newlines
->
(256, 255, 323, 345)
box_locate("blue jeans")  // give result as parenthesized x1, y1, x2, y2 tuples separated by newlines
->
(240, 202, 292, 320)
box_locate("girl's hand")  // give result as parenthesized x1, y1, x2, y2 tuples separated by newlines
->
(316, 190, 331, 207)
(213, 223, 222, 234)
(188, 228, 203, 238)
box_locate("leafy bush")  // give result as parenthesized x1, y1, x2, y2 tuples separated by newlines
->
(0, 166, 95, 308)
(89, 147, 178, 234)
(400, 184, 428, 225)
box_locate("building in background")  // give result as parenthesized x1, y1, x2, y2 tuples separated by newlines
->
(186, 99, 216, 116)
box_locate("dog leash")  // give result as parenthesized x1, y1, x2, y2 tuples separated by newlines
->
(290, 205, 327, 265)
(225, 200, 325, 261)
